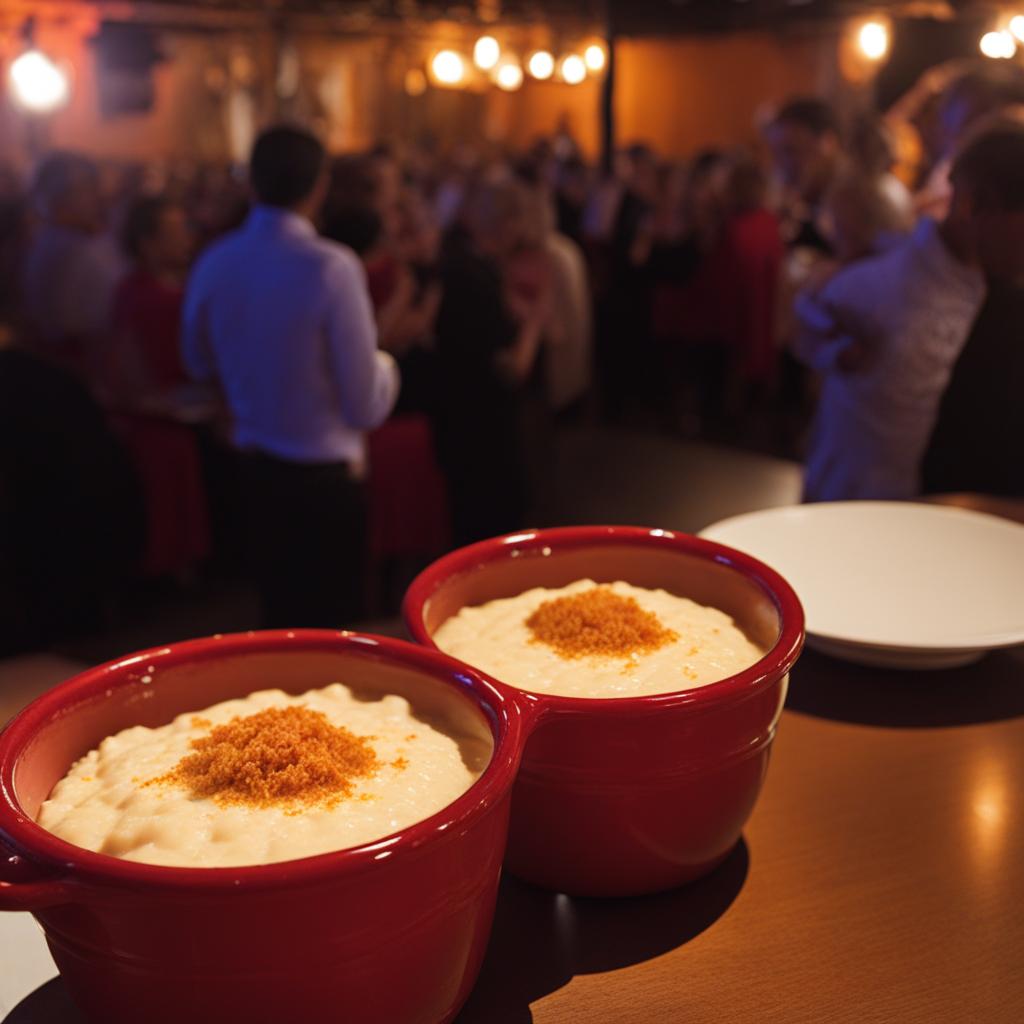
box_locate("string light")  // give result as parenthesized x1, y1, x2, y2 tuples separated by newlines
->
(527, 50, 554, 80)
(1010, 16, 1024, 44)
(857, 21, 889, 62)
(9, 50, 70, 113)
(980, 30, 1016, 60)
(474, 35, 500, 71)
(560, 54, 587, 85)
(584, 43, 606, 72)
(495, 60, 523, 92)
(431, 50, 466, 86)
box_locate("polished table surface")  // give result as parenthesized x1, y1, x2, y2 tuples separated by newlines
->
(4, 644, 1023, 1022)
(457, 645, 1024, 1024)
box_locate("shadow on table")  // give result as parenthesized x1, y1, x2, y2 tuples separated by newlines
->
(456, 838, 749, 1024)
(6, 842, 748, 1024)
(787, 647, 1024, 728)
(5, 978, 79, 1024)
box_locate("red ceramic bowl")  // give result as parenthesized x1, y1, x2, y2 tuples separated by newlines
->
(0, 631, 530, 1024)
(403, 526, 805, 898)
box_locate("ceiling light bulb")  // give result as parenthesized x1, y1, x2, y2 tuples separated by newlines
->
(857, 21, 889, 62)
(980, 30, 1016, 60)
(528, 50, 555, 81)
(474, 36, 500, 71)
(584, 43, 606, 72)
(495, 60, 523, 92)
(560, 54, 586, 85)
(9, 50, 70, 113)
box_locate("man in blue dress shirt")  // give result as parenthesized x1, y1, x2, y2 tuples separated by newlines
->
(182, 125, 399, 628)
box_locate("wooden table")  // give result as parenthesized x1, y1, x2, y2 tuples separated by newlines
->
(457, 646, 1024, 1024)
(4, 648, 1023, 1023)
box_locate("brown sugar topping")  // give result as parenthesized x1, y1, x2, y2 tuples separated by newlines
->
(146, 706, 380, 811)
(526, 586, 679, 660)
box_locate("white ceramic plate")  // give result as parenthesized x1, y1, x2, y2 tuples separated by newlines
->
(700, 501, 1024, 670)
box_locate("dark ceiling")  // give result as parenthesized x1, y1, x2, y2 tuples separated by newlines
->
(608, 1, 989, 35)
(102, 0, 996, 35)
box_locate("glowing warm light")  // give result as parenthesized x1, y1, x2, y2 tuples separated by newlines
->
(527, 50, 554, 80)
(968, 757, 1009, 870)
(857, 21, 889, 61)
(560, 54, 586, 85)
(9, 50, 70, 113)
(1011, 16, 1024, 44)
(974, 796, 1003, 826)
(431, 50, 466, 86)
(404, 67, 427, 96)
(474, 35, 500, 70)
(980, 30, 1017, 59)
(584, 43, 606, 72)
(495, 60, 523, 92)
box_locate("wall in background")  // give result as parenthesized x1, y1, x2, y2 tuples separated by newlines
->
(1, 20, 846, 173)
(614, 29, 834, 156)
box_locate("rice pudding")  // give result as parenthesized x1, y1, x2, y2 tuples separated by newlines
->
(433, 579, 764, 698)
(36, 683, 491, 868)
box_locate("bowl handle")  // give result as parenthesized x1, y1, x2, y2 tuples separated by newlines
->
(0, 877, 71, 912)
(1, 843, 72, 912)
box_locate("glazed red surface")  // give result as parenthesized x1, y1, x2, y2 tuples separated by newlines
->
(403, 526, 805, 897)
(0, 631, 528, 1024)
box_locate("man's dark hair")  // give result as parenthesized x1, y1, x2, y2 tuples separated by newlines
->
(120, 194, 172, 261)
(951, 125, 1024, 212)
(772, 98, 840, 138)
(249, 125, 325, 208)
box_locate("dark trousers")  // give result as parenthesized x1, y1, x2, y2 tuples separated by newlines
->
(240, 451, 367, 630)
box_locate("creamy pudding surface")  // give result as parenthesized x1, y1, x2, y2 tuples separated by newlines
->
(37, 684, 490, 868)
(433, 579, 765, 698)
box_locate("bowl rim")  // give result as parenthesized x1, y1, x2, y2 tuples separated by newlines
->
(402, 525, 805, 714)
(0, 630, 525, 892)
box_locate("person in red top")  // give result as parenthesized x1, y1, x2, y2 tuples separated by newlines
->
(104, 194, 209, 580)
(106, 196, 193, 404)
(638, 151, 783, 433)
(717, 154, 785, 390)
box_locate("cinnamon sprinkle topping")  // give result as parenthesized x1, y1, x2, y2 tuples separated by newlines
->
(146, 706, 381, 811)
(526, 586, 679, 660)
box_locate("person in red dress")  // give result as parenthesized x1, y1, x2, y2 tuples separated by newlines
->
(104, 195, 210, 580)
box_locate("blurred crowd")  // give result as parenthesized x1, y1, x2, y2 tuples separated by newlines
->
(2, 57, 1023, 648)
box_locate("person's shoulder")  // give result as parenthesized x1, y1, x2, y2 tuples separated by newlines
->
(32, 226, 88, 274)
(304, 235, 367, 293)
(547, 230, 582, 260)
(307, 233, 361, 268)
(820, 237, 913, 305)
(189, 227, 246, 279)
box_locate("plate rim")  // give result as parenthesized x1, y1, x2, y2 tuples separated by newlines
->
(700, 501, 1024, 654)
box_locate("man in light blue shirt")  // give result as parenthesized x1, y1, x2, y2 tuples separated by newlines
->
(182, 125, 399, 627)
